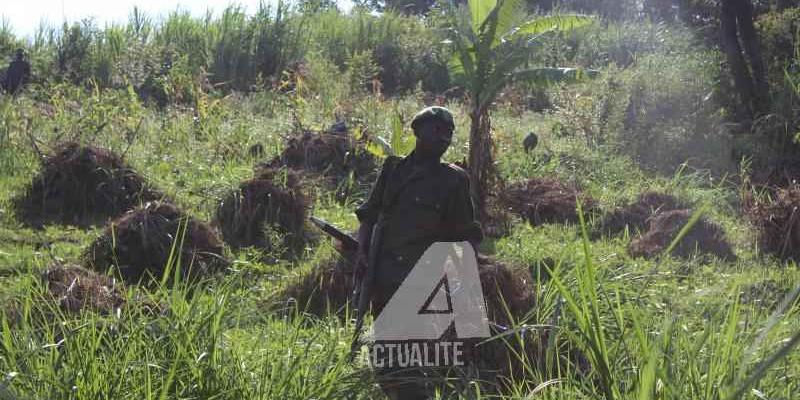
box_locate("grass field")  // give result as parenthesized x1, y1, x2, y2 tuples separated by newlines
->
(0, 82, 798, 399)
(0, 7, 800, 397)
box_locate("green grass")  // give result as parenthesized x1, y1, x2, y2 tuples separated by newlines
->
(0, 84, 797, 398)
(1, 27, 800, 398)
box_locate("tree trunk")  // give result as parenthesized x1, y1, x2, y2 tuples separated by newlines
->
(720, 0, 758, 118)
(467, 106, 497, 225)
(736, 0, 769, 115)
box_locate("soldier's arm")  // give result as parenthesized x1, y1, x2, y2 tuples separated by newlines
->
(354, 156, 395, 255)
(443, 168, 484, 250)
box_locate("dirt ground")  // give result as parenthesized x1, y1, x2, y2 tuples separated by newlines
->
(745, 186, 800, 263)
(260, 124, 378, 196)
(43, 264, 125, 314)
(597, 192, 686, 237)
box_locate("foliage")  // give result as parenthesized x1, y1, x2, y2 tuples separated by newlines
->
(1, 5, 447, 102)
(1, 4, 800, 399)
(445, 0, 595, 219)
(756, 6, 800, 79)
(0, 20, 21, 60)
(344, 50, 381, 95)
(542, 18, 736, 175)
(56, 20, 97, 85)
(351, 0, 438, 15)
(755, 7, 800, 147)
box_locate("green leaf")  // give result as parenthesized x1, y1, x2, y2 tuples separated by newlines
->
(477, 46, 529, 109)
(469, 0, 497, 35)
(389, 112, 415, 156)
(446, 33, 477, 89)
(365, 136, 391, 158)
(490, 0, 524, 47)
(448, 51, 467, 82)
(513, 67, 598, 86)
(508, 14, 594, 41)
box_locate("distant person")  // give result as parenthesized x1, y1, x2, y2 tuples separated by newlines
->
(523, 131, 538, 153)
(4, 49, 31, 94)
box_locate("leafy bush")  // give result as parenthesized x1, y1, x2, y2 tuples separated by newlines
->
(550, 41, 733, 175)
(0, 5, 452, 105)
(538, 18, 700, 69)
(55, 20, 97, 85)
(756, 7, 800, 81)
(344, 50, 381, 95)
(304, 10, 449, 95)
(0, 21, 21, 59)
(755, 8, 800, 153)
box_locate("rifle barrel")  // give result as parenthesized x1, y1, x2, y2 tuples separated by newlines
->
(310, 216, 359, 249)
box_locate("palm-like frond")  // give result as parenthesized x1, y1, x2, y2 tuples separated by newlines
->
(512, 67, 599, 86)
(469, 0, 498, 35)
(485, 0, 526, 48)
(508, 14, 594, 42)
(449, 0, 596, 112)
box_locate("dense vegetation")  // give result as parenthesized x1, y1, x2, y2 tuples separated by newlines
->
(0, 0, 799, 398)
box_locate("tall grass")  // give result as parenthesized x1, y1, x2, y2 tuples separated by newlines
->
(537, 205, 800, 399)
(2, 80, 799, 399)
(1, 6, 799, 398)
(2, 3, 445, 96)
(0, 271, 373, 399)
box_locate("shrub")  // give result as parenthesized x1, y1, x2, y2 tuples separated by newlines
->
(55, 20, 97, 85)
(550, 33, 734, 175)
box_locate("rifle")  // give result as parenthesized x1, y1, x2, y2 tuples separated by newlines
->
(309, 216, 359, 255)
(309, 216, 378, 361)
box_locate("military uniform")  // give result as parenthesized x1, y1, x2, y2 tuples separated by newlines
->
(357, 153, 482, 286)
(356, 147, 483, 399)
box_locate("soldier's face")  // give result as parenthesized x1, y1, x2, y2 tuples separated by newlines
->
(414, 120, 453, 159)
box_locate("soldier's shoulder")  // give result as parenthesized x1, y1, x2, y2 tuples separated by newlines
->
(381, 155, 403, 171)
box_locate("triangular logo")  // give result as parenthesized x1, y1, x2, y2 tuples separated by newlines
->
(371, 241, 490, 340)
(418, 275, 453, 314)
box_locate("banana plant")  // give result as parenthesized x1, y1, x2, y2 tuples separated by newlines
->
(446, 0, 595, 220)
(358, 111, 416, 158)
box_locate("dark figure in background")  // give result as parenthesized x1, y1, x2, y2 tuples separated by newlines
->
(4, 49, 31, 94)
(355, 106, 483, 400)
(523, 131, 538, 153)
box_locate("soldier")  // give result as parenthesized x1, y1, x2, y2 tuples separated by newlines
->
(523, 131, 538, 153)
(354, 106, 483, 399)
(4, 49, 31, 94)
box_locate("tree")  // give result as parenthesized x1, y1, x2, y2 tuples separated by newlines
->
(297, 0, 339, 13)
(446, 0, 594, 223)
(720, 0, 769, 118)
(351, 0, 439, 14)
